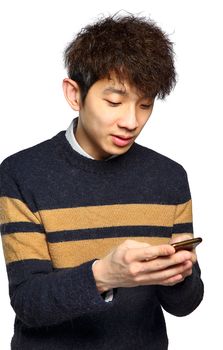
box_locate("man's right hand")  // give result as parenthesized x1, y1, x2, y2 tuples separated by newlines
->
(92, 239, 194, 293)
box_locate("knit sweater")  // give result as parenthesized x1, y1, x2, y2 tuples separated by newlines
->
(0, 129, 204, 350)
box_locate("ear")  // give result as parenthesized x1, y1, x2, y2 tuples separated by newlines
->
(62, 78, 82, 111)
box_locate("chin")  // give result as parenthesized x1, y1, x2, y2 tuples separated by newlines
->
(113, 146, 131, 156)
(103, 142, 132, 158)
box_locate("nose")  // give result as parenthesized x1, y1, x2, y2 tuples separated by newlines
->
(117, 105, 139, 130)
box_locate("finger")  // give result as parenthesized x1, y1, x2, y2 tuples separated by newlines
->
(157, 260, 193, 281)
(143, 244, 176, 260)
(181, 260, 193, 276)
(189, 251, 197, 264)
(160, 274, 185, 286)
(151, 261, 193, 286)
(137, 259, 193, 284)
(140, 250, 193, 273)
(124, 244, 175, 264)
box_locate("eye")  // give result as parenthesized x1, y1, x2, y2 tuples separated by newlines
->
(105, 100, 121, 107)
(140, 104, 153, 110)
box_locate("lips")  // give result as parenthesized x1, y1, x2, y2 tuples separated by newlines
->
(111, 135, 133, 147)
(114, 135, 133, 140)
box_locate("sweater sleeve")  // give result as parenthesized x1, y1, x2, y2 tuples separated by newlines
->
(0, 159, 113, 328)
(156, 168, 204, 316)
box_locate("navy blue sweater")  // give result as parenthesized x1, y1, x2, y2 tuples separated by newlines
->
(0, 130, 204, 349)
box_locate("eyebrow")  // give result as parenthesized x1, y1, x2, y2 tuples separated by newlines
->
(102, 87, 128, 96)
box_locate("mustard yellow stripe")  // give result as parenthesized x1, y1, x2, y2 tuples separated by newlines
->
(40, 203, 176, 232)
(0, 197, 192, 230)
(174, 200, 192, 224)
(2, 232, 51, 264)
(0, 196, 41, 224)
(48, 236, 170, 268)
(172, 233, 193, 239)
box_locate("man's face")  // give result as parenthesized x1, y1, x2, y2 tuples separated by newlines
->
(75, 73, 155, 160)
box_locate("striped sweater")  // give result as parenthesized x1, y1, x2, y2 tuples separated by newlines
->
(0, 129, 204, 350)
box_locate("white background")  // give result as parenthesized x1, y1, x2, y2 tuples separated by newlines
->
(0, 1, 222, 349)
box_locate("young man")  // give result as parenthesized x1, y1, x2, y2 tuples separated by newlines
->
(0, 13, 203, 349)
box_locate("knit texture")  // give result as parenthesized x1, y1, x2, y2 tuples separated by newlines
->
(0, 130, 204, 349)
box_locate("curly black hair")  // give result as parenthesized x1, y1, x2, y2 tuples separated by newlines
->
(64, 12, 176, 104)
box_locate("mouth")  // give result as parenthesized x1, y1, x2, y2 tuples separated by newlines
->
(111, 135, 134, 147)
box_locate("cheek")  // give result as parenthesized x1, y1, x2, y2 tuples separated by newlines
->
(87, 99, 105, 120)
(138, 112, 152, 128)
(145, 107, 153, 121)
(92, 108, 118, 128)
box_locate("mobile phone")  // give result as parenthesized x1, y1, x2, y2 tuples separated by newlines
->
(171, 237, 202, 251)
